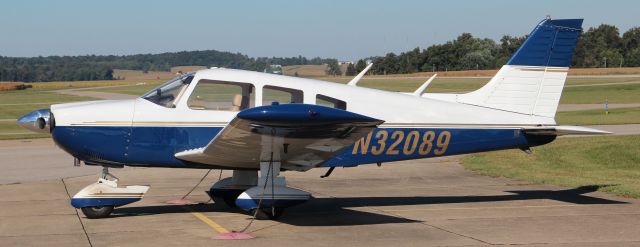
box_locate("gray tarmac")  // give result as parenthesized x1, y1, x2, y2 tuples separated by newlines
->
(2, 138, 640, 246)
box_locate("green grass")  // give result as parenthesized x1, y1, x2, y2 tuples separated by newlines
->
(557, 107, 640, 125)
(0, 90, 97, 140)
(462, 135, 640, 198)
(325, 77, 488, 93)
(564, 77, 640, 86)
(0, 90, 95, 119)
(0, 121, 49, 140)
(0, 89, 94, 105)
(86, 82, 162, 96)
(561, 83, 640, 104)
(28, 80, 156, 90)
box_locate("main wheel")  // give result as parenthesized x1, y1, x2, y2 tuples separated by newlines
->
(249, 207, 285, 220)
(81, 206, 114, 219)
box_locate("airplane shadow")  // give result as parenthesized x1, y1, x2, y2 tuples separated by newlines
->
(112, 185, 626, 226)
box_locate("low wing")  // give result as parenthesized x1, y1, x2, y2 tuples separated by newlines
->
(522, 125, 612, 136)
(175, 104, 383, 170)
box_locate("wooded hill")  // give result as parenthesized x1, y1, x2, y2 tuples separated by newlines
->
(1, 23, 638, 82)
(371, 24, 640, 74)
(0, 51, 333, 82)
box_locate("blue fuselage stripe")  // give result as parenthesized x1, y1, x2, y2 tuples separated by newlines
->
(52, 126, 539, 168)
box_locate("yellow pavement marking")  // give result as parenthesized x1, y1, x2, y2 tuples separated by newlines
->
(187, 209, 230, 234)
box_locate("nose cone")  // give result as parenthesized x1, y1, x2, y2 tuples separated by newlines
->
(17, 109, 52, 133)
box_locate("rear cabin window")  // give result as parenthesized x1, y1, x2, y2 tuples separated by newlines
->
(316, 94, 346, 110)
(187, 80, 255, 111)
(262, 85, 303, 105)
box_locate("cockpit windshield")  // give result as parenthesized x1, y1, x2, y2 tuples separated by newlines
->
(142, 72, 195, 108)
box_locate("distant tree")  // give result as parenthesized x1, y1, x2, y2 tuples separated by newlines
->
(325, 59, 342, 76)
(460, 50, 493, 70)
(345, 63, 357, 76)
(355, 59, 367, 72)
(622, 27, 640, 66)
(494, 35, 526, 67)
(602, 49, 624, 67)
(625, 48, 640, 67)
(397, 47, 423, 73)
(0, 50, 338, 82)
(372, 53, 399, 74)
(573, 24, 623, 67)
(104, 68, 114, 80)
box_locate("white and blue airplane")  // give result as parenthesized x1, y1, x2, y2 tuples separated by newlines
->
(18, 18, 608, 219)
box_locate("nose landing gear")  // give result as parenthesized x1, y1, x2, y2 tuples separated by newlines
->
(71, 167, 150, 219)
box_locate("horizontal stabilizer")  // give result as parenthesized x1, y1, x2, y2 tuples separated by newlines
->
(522, 125, 612, 136)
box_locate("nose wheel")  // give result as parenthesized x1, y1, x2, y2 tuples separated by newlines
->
(71, 167, 150, 219)
(81, 206, 115, 219)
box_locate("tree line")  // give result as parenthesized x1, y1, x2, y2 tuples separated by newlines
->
(1, 23, 638, 82)
(0, 51, 334, 82)
(371, 24, 640, 75)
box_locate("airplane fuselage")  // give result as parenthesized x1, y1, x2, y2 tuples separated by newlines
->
(49, 69, 555, 170)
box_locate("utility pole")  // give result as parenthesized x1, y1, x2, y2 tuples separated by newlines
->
(604, 57, 607, 68)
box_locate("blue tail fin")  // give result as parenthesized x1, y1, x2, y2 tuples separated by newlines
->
(451, 18, 584, 118)
(507, 18, 583, 67)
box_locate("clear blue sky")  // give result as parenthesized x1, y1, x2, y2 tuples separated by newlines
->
(1, 0, 638, 60)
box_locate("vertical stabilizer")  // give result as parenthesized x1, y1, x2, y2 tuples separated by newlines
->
(456, 18, 583, 118)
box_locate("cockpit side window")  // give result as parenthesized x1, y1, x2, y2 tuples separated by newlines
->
(187, 80, 255, 111)
(142, 73, 195, 108)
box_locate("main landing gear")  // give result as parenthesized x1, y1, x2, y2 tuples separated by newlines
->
(70, 167, 150, 219)
(208, 162, 311, 220)
(208, 130, 312, 220)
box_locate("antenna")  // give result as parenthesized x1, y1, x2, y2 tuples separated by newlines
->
(347, 63, 373, 86)
(412, 74, 437, 96)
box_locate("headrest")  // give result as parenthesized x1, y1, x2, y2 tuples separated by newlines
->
(232, 94, 243, 106)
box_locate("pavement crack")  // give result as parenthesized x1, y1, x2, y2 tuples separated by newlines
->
(61, 178, 93, 247)
(370, 207, 495, 246)
(307, 186, 495, 245)
(247, 221, 283, 234)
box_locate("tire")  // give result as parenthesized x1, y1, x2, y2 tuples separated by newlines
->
(269, 207, 285, 219)
(81, 206, 114, 219)
(249, 207, 285, 220)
